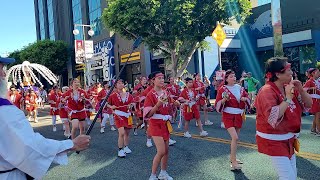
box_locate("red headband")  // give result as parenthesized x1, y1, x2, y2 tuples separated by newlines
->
(280, 63, 291, 72)
(154, 73, 164, 78)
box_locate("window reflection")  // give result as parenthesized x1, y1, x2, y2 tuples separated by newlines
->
(88, 0, 102, 36)
(72, 0, 83, 40)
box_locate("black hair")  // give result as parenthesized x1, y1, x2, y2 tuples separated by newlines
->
(224, 69, 235, 85)
(149, 71, 162, 80)
(193, 73, 199, 78)
(102, 81, 109, 86)
(265, 57, 288, 82)
(184, 77, 193, 82)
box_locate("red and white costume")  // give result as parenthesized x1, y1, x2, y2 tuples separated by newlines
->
(215, 84, 250, 129)
(108, 91, 134, 129)
(48, 91, 60, 116)
(143, 89, 173, 140)
(25, 94, 37, 112)
(96, 89, 113, 115)
(303, 77, 320, 114)
(58, 95, 69, 120)
(9, 92, 23, 109)
(180, 88, 200, 121)
(63, 89, 89, 120)
(133, 84, 147, 118)
(193, 80, 206, 106)
(255, 82, 303, 158)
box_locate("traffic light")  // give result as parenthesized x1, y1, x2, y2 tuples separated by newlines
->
(75, 64, 85, 71)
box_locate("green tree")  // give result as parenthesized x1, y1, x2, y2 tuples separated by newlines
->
(9, 40, 70, 75)
(103, 0, 251, 77)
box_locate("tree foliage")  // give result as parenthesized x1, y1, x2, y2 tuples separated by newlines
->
(103, 0, 251, 77)
(8, 40, 70, 75)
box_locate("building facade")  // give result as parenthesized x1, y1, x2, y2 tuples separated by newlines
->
(200, 0, 320, 86)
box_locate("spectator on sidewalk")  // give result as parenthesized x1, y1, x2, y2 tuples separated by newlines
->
(245, 72, 259, 108)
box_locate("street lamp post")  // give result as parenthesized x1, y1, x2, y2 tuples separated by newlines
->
(73, 24, 95, 89)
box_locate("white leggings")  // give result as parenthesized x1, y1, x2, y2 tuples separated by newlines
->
(52, 115, 56, 125)
(101, 113, 114, 127)
(270, 154, 297, 180)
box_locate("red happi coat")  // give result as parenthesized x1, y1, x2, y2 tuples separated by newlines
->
(143, 89, 173, 140)
(9, 92, 23, 109)
(59, 94, 69, 119)
(96, 88, 113, 114)
(166, 83, 180, 100)
(180, 88, 200, 121)
(25, 94, 37, 112)
(108, 91, 134, 129)
(215, 84, 250, 129)
(193, 80, 206, 106)
(49, 91, 60, 115)
(255, 82, 303, 158)
(63, 89, 89, 120)
(303, 78, 320, 113)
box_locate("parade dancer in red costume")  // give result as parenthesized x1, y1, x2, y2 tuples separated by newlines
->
(144, 72, 179, 180)
(48, 86, 60, 132)
(193, 73, 213, 126)
(108, 79, 134, 158)
(215, 70, 250, 170)
(255, 57, 312, 180)
(59, 86, 71, 138)
(132, 76, 148, 136)
(142, 75, 156, 148)
(63, 78, 90, 139)
(179, 77, 208, 138)
(9, 86, 23, 109)
(97, 81, 116, 133)
(303, 68, 320, 136)
(25, 89, 38, 123)
(166, 76, 180, 123)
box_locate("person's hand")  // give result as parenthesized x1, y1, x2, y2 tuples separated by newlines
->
(285, 83, 295, 100)
(110, 105, 117, 109)
(71, 135, 91, 151)
(291, 80, 303, 93)
(240, 97, 247, 102)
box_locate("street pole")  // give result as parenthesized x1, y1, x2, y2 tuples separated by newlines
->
(218, 46, 222, 70)
(82, 25, 88, 90)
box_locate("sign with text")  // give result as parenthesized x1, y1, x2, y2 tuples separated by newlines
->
(85, 40, 94, 59)
(75, 40, 85, 64)
(120, 52, 140, 63)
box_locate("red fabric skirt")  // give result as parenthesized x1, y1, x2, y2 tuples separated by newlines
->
(70, 111, 86, 120)
(183, 105, 200, 121)
(222, 112, 243, 129)
(50, 108, 59, 115)
(114, 115, 132, 129)
(59, 108, 68, 119)
(309, 98, 320, 114)
(256, 135, 295, 158)
(197, 97, 206, 106)
(148, 119, 170, 140)
(26, 105, 36, 112)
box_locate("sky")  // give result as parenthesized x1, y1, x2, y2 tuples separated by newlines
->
(0, 0, 36, 57)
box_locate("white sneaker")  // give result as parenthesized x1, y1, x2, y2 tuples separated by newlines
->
(34, 119, 38, 123)
(53, 126, 57, 132)
(63, 124, 66, 131)
(28, 117, 32, 122)
(169, 138, 176, 146)
(146, 139, 153, 147)
(110, 126, 116, 131)
(195, 122, 198, 127)
(221, 122, 225, 129)
(133, 128, 138, 136)
(200, 131, 208, 137)
(124, 146, 132, 154)
(184, 131, 192, 138)
(158, 171, 173, 180)
(100, 127, 105, 134)
(118, 149, 126, 158)
(141, 123, 145, 129)
(205, 121, 213, 125)
(148, 174, 158, 180)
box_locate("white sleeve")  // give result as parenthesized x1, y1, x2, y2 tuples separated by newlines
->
(0, 105, 74, 179)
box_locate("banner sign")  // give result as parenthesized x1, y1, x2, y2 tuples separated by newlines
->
(75, 40, 85, 64)
(85, 40, 94, 59)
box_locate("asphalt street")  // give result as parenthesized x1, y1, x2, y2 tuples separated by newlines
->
(32, 106, 320, 180)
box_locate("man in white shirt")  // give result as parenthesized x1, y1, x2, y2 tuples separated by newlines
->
(0, 56, 91, 180)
